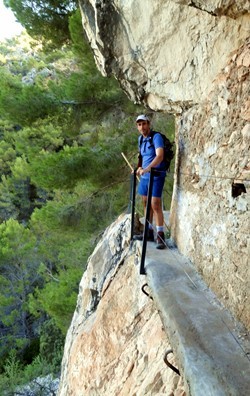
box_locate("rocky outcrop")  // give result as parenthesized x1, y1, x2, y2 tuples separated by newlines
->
(58, 215, 184, 395)
(79, 0, 249, 113)
(58, 211, 250, 395)
(79, 0, 249, 330)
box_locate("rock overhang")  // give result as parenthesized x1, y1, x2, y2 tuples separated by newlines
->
(79, 0, 250, 113)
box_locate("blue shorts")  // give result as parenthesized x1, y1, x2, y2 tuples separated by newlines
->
(138, 175, 165, 198)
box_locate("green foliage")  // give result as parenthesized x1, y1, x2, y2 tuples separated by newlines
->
(0, 219, 40, 362)
(29, 145, 93, 190)
(0, 170, 43, 223)
(0, 30, 130, 131)
(69, 9, 90, 60)
(0, 177, 20, 222)
(28, 136, 128, 191)
(0, 349, 59, 395)
(30, 267, 82, 333)
(4, 0, 77, 47)
(0, 141, 16, 176)
(39, 319, 64, 367)
(25, 196, 93, 333)
(0, 350, 22, 394)
(14, 119, 65, 157)
(0, 73, 58, 125)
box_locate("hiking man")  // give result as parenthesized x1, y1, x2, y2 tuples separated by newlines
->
(134, 114, 166, 249)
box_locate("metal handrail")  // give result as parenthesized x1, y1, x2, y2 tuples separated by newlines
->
(130, 169, 137, 242)
(140, 168, 156, 275)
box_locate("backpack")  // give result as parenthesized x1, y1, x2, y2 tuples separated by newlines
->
(138, 130, 174, 171)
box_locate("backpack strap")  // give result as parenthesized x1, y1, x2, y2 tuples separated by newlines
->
(139, 130, 156, 148)
(138, 135, 143, 168)
(138, 130, 157, 168)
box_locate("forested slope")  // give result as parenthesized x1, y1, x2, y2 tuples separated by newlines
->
(0, 4, 174, 393)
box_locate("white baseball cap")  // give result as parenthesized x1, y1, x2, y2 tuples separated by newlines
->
(136, 114, 150, 122)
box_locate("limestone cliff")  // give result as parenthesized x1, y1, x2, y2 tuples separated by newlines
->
(79, 0, 249, 113)
(78, 0, 249, 329)
(58, 215, 184, 395)
(58, 1, 249, 394)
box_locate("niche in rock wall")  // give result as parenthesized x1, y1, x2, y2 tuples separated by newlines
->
(231, 183, 246, 198)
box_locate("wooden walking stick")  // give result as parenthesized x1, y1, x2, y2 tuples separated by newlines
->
(121, 152, 140, 181)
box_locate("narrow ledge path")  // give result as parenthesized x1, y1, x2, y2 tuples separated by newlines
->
(137, 241, 250, 396)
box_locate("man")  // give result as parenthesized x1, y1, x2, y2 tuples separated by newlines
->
(134, 114, 166, 249)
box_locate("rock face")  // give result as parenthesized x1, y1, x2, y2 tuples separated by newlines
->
(171, 40, 250, 327)
(58, 2, 249, 394)
(79, 0, 250, 329)
(79, 0, 249, 112)
(58, 215, 184, 395)
(173, 0, 250, 18)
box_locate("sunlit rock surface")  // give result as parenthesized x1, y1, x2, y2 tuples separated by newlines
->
(79, 0, 249, 112)
(58, 215, 184, 395)
(173, 0, 250, 18)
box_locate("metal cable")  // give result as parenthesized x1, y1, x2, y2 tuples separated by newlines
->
(154, 169, 250, 182)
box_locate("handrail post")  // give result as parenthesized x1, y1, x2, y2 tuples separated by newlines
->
(140, 168, 155, 275)
(130, 169, 137, 242)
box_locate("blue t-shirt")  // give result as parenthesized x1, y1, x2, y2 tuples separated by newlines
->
(138, 131, 166, 179)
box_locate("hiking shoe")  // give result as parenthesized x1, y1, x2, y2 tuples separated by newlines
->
(156, 231, 166, 249)
(133, 229, 154, 242)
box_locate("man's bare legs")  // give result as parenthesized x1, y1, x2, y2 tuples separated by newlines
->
(141, 195, 164, 227)
(141, 195, 165, 248)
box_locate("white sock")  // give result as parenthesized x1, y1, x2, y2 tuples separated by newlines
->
(156, 226, 164, 233)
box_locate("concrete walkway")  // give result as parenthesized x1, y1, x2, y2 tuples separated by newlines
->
(139, 241, 250, 395)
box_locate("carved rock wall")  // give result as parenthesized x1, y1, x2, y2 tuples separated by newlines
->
(170, 40, 250, 327)
(79, 0, 250, 329)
